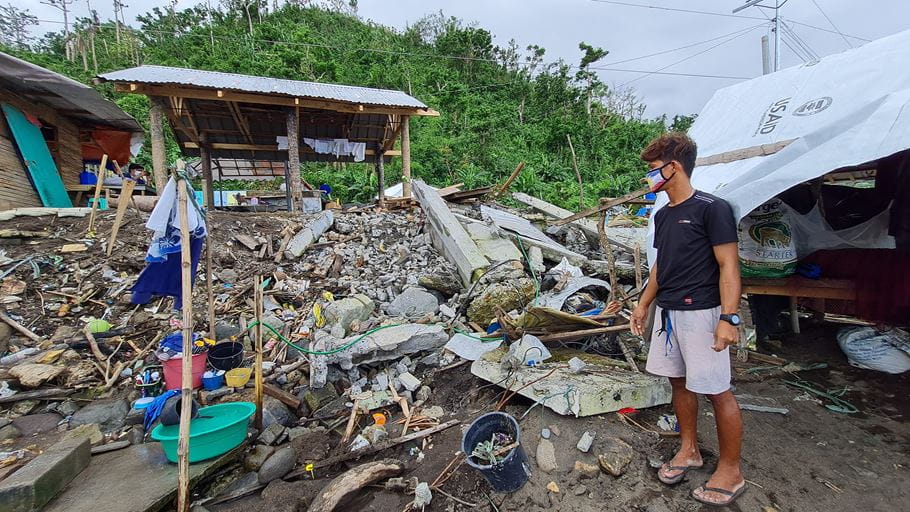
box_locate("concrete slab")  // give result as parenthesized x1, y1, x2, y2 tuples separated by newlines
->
(44, 443, 244, 512)
(470, 348, 671, 417)
(0, 436, 90, 512)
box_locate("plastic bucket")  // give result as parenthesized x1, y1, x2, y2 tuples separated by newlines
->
(208, 342, 244, 371)
(202, 373, 225, 391)
(462, 412, 531, 493)
(225, 368, 252, 388)
(159, 395, 199, 426)
(162, 352, 208, 391)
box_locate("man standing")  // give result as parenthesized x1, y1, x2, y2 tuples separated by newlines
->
(630, 132, 745, 506)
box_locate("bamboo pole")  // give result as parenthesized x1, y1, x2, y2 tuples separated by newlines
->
(400, 115, 411, 199)
(176, 178, 195, 512)
(205, 240, 216, 341)
(87, 154, 108, 235)
(566, 134, 584, 207)
(106, 178, 136, 256)
(254, 275, 264, 431)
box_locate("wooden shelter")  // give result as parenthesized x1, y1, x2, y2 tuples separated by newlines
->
(0, 52, 142, 210)
(96, 65, 438, 210)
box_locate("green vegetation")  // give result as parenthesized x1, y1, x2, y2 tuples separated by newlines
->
(3, 2, 692, 209)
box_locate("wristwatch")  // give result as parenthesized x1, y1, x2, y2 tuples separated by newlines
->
(720, 313, 742, 326)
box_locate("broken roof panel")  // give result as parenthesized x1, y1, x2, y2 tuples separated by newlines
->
(97, 65, 430, 110)
(0, 52, 142, 132)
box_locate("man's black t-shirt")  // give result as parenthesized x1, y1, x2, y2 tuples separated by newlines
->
(653, 191, 738, 310)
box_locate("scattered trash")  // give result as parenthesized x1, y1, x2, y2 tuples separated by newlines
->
(837, 327, 910, 374)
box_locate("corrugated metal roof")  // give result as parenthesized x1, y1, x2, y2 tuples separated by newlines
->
(98, 65, 429, 109)
(0, 52, 142, 132)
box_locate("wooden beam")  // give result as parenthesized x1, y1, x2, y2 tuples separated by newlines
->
(550, 186, 650, 227)
(227, 101, 254, 145)
(376, 148, 385, 206)
(113, 83, 439, 116)
(200, 143, 214, 209)
(180, 141, 400, 156)
(148, 102, 167, 193)
(695, 138, 797, 167)
(382, 114, 403, 152)
(106, 178, 136, 256)
(87, 154, 109, 235)
(401, 115, 412, 198)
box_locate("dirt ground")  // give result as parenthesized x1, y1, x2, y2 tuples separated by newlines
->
(208, 319, 909, 512)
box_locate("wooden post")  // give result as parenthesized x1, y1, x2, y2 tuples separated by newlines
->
(176, 178, 195, 512)
(254, 275, 264, 430)
(597, 210, 618, 302)
(375, 149, 385, 207)
(400, 115, 411, 199)
(87, 154, 108, 235)
(286, 107, 301, 212)
(149, 101, 168, 193)
(106, 178, 136, 256)
(566, 134, 584, 207)
(200, 142, 214, 209)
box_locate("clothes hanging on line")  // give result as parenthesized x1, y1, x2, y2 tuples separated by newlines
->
(301, 137, 367, 162)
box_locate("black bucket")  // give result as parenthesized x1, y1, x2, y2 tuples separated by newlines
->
(159, 395, 199, 426)
(462, 412, 532, 493)
(208, 342, 244, 371)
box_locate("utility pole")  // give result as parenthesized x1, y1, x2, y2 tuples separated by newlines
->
(761, 35, 771, 75)
(733, 0, 781, 72)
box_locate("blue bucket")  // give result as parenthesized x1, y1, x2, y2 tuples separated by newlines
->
(462, 412, 531, 493)
(202, 373, 224, 391)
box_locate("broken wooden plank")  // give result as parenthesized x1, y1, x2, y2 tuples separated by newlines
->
(306, 459, 403, 512)
(0, 207, 92, 222)
(412, 180, 488, 286)
(550, 186, 650, 227)
(60, 243, 88, 253)
(695, 138, 796, 167)
(106, 179, 137, 257)
(233, 234, 259, 251)
(0, 388, 74, 404)
(263, 383, 301, 410)
(0, 309, 45, 344)
(537, 324, 630, 343)
(0, 229, 49, 238)
(512, 192, 635, 253)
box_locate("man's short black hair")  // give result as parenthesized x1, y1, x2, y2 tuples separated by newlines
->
(641, 132, 698, 177)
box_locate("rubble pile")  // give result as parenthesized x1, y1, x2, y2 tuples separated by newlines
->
(0, 187, 665, 509)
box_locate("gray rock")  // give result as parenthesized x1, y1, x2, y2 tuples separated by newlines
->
(415, 386, 431, 403)
(598, 437, 634, 477)
(418, 352, 441, 367)
(12, 413, 62, 436)
(69, 398, 128, 432)
(536, 438, 558, 473)
(387, 288, 439, 318)
(244, 445, 275, 471)
(261, 313, 286, 333)
(573, 485, 588, 496)
(262, 396, 295, 428)
(258, 446, 297, 484)
(0, 418, 9, 429)
(214, 321, 241, 341)
(398, 372, 421, 392)
(56, 400, 81, 417)
(414, 481, 432, 507)
(576, 431, 595, 453)
(258, 423, 288, 446)
(323, 294, 374, 335)
(573, 460, 600, 479)
(0, 423, 22, 440)
(418, 274, 462, 296)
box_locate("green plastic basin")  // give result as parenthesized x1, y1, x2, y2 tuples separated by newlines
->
(151, 401, 255, 463)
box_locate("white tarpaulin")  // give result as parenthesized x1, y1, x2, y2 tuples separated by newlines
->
(647, 29, 910, 265)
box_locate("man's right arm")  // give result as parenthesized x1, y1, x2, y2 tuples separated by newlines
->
(631, 264, 657, 335)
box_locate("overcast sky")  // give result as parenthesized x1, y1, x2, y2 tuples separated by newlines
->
(15, 0, 909, 117)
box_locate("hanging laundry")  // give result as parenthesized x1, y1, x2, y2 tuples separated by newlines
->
(302, 137, 367, 162)
(131, 177, 207, 310)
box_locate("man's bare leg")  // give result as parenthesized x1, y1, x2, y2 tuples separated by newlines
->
(659, 377, 703, 481)
(693, 390, 745, 503)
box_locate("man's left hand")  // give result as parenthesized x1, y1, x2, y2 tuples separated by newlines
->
(713, 321, 739, 352)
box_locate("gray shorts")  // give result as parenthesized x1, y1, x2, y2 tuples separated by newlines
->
(645, 305, 731, 395)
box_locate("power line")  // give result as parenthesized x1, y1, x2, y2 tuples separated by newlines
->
(587, 0, 871, 42)
(810, 0, 853, 48)
(601, 23, 767, 66)
(613, 24, 763, 86)
(780, 20, 819, 60)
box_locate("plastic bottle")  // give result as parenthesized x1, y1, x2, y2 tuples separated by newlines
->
(0, 347, 40, 365)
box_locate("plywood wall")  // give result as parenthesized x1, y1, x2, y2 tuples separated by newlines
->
(0, 109, 41, 210)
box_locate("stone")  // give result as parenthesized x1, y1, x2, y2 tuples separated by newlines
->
(576, 431, 595, 453)
(217, 269, 239, 283)
(546, 481, 560, 493)
(418, 352, 441, 367)
(398, 372, 421, 392)
(362, 424, 388, 444)
(69, 399, 129, 432)
(262, 396, 295, 428)
(438, 304, 457, 319)
(568, 357, 587, 374)
(258, 423, 288, 446)
(414, 482, 432, 507)
(467, 278, 536, 326)
(56, 400, 80, 417)
(598, 438, 634, 477)
(214, 320, 241, 341)
(315, 324, 449, 376)
(415, 386, 431, 403)
(550, 425, 561, 437)
(418, 274, 462, 296)
(536, 438, 558, 473)
(573, 485, 588, 496)
(323, 294, 374, 336)
(387, 288, 439, 318)
(9, 364, 64, 388)
(573, 460, 600, 479)
(67, 423, 103, 445)
(303, 385, 339, 414)
(11, 400, 40, 416)
(0, 436, 90, 512)
(0, 417, 9, 428)
(244, 445, 275, 471)
(0, 423, 22, 440)
(258, 446, 296, 484)
(422, 406, 444, 420)
(541, 428, 551, 440)
(12, 413, 63, 437)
